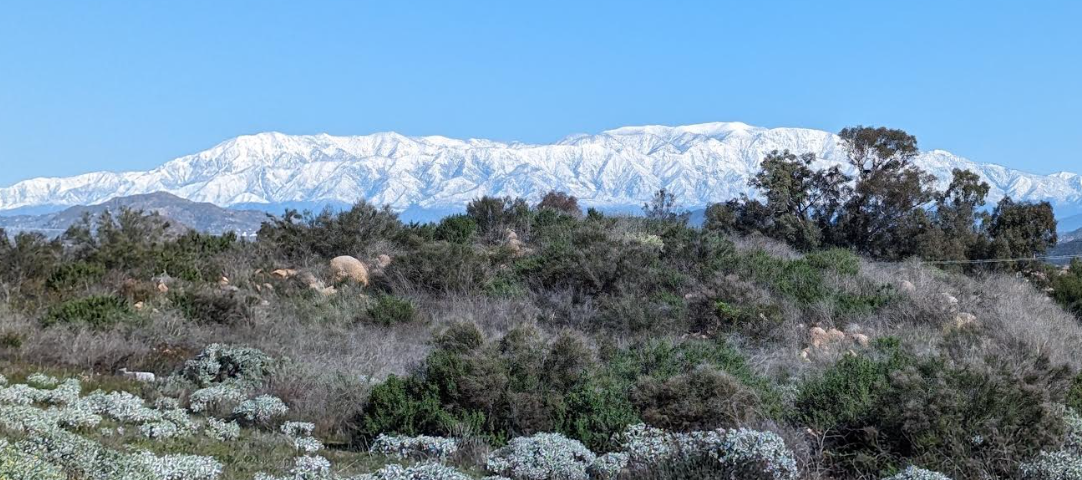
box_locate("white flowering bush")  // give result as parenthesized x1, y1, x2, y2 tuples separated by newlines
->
(282, 421, 317, 438)
(161, 407, 199, 435)
(354, 463, 473, 480)
(154, 396, 182, 410)
(291, 436, 324, 453)
(0, 383, 51, 405)
(1020, 450, 1082, 480)
(46, 378, 82, 405)
(254, 455, 332, 480)
(486, 433, 596, 480)
(182, 343, 274, 388)
(0, 374, 7, 386)
(0, 438, 66, 480)
(140, 420, 180, 439)
(587, 452, 628, 480)
(189, 384, 249, 414)
(1065, 408, 1082, 454)
(616, 423, 688, 466)
(0, 404, 59, 432)
(76, 390, 162, 423)
(233, 394, 288, 425)
(370, 434, 459, 460)
(27, 372, 61, 389)
(883, 466, 953, 480)
(614, 424, 798, 480)
(133, 451, 224, 480)
(53, 404, 103, 430)
(205, 417, 241, 441)
(707, 428, 798, 480)
(18, 428, 156, 480)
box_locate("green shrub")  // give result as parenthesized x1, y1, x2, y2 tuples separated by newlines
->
(41, 295, 132, 328)
(740, 251, 827, 304)
(694, 299, 784, 337)
(365, 294, 417, 326)
(353, 325, 635, 449)
(596, 293, 685, 333)
(433, 214, 477, 244)
(1051, 259, 1082, 318)
(387, 242, 492, 293)
(466, 196, 531, 238)
(0, 332, 23, 350)
(631, 365, 760, 432)
(45, 261, 106, 291)
(257, 201, 403, 261)
(805, 248, 861, 276)
(794, 339, 1069, 478)
(1068, 373, 1082, 413)
(169, 288, 253, 325)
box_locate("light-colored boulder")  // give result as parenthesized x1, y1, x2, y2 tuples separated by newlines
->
(900, 280, 916, 293)
(825, 328, 846, 342)
(810, 326, 852, 350)
(156, 282, 169, 294)
(942, 293, 959, 308)
(271, 268, 298, 279)
(953, 312, 977, 329)
(849, 333, 870, 347)
(809, 327, 828, 348)
(297, 271, 321, 287)
(330, 256, 369, 285)
(375, 254, 392, 269)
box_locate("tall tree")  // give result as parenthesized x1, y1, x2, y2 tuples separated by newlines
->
(834, 126, 935, 259)
(985, 197, 1057, 263)
(643, 189, 689, 224)
(915, 169, 991, 262)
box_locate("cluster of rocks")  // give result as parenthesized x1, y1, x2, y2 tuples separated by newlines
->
(261, 254, 388, 297)
(800, 325, 870, 360)
(900, 279, 979, 331)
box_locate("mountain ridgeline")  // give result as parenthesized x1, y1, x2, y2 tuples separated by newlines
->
(2, 122, 1082, 222)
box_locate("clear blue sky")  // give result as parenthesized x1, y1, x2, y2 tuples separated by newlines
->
(1, 1, 1079, 185)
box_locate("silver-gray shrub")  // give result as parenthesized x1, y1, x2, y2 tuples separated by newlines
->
(182, 343, 275, 388)
(233, 394, 289, 425)
(369, 433, 459, 460)
(1020, 450, 1082, 480)
(205, 417, 241, 441)
(614, 424, 798, 480)
(188, 384, 249, 413)
(587, 452, 628, 480)
(486, 432, 596, 480)
(882, 466, 953, 480)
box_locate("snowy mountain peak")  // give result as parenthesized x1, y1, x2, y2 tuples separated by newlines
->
(2, 122, 1082, 220)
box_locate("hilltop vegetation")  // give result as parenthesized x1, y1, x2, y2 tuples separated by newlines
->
(2, 127, 1082, 480)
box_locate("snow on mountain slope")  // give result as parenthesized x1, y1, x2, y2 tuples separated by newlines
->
(2, 123, 1081, 217)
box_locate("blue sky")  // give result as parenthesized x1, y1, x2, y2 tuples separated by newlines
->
(1, 1, 1079, 185)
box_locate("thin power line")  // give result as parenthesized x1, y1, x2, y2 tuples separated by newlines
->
(870, 254, 1082, 265)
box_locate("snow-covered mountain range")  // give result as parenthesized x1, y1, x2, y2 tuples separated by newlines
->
(3, 122, 1082, 221)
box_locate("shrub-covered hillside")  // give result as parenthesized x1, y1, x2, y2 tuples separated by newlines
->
(3, 126, 1082, 480)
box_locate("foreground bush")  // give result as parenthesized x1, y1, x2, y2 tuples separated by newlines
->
(615, 423, 797, 480)
(794, 338, 1069, 478)
(486, 432, 596, 480)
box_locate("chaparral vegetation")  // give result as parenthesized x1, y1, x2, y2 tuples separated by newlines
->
(3, 127, 1082, 479)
